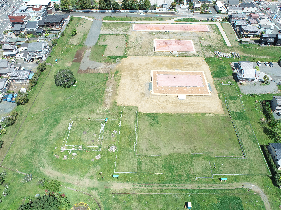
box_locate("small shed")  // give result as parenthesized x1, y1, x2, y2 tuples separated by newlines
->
(221, 178, 227, 182)
(184, 202, 192, 209)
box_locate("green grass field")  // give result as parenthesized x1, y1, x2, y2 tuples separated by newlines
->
(1, 19, 281, 210)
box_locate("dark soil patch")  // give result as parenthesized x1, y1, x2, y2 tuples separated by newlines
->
(73, 47, 86, 63)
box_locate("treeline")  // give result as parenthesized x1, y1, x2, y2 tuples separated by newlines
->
(59, 0, 152, 11)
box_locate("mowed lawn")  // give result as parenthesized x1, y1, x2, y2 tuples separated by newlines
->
(102, 188, 265, 210)
(137, 113, 241, 156)
(0, 18, 109, 179)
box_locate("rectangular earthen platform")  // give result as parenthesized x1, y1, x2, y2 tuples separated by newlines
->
(154, 39, 195, 52)
(152, 70, 210, 95)
(133, 24, 209, 32)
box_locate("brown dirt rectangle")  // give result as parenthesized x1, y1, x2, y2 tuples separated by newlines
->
(73, 47, 86, 63)
(133, 24, 209, 32)
(115, 56, 224, 114)
(154, 39, 195, 52)
(152, 70, 210, 95)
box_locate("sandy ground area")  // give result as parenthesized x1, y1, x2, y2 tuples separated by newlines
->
(115, 56, 224, 114)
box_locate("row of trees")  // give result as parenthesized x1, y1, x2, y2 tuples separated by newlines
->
(60, 0, 151, 10)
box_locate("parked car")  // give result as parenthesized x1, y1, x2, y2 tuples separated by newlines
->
(264, 62, 269, 66)
(269, 62, 273, 67)
(257, 61, 261, 66)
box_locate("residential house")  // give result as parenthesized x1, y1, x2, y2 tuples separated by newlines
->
(0, 59, 13, 75)
(10, 24, 25, 35)
(260, 34, 281, 46)
(9, 70, 30, 83)
(23, 42, 49, 62)
(228, 0, 239, 6)
(38, 14, 69, 31)
(8, 15, 26, 26)
(229, 13, 247, 24)
(2, 44, 18, 57)
(267, 143, 281, 170)
(249, 13, 259, 19)
(260, 24, 274, 34)
(239, 25, 260, 38)
(215, 1, 227, 13)
(25, 21, 38, 34)
(248, 18, 258, 26)
(228, 6, 243, 15)
(239, 2, 257, 14)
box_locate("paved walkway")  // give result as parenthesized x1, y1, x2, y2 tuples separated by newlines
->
(84, 17, 103, 47)
(103, 20, 232, 47)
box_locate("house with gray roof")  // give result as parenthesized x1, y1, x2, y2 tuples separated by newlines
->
(239, 2, 257, 14)
(9, 70, 31, 83)
(228, 6, 242, 15)
(0, 59, 13, 75)
(2, 44, 18, 57)
(271, 96, 281, 116)
(25, 21, 38, 33)
(239, 25, 260, 38)
(268, 143, 281, 170)
(228, 0, 239, 6)
(23, 42, 49, 62)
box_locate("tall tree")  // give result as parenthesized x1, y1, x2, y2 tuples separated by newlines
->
(77, 0, 92, 9)
(143, 0, 151, 10)
(129, 0, 139, 10)
(112, 1, 121, 10)
(121, 0, 130, 9)
(60, 0, 71, 11)
(99, 0, 107, 9)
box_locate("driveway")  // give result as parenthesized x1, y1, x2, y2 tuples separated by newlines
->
(239, 81, 278, 94)
(84, 16, 103, 47)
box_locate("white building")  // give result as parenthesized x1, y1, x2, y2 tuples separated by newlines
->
(215, 1, 227, 13)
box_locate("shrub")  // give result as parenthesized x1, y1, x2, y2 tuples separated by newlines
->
(16, 92, 29, 105)
(54, 69, 76, 88)
(2, 111, 18, 127)
(52, 39, 58, 46)
(71, 29, 77, 36)
(0, 140, 3, 148)
(29, 72, 40, 88)
(37, 62, 46, 72)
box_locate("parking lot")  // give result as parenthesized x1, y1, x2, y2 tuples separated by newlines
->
(254, 62, 281, 84)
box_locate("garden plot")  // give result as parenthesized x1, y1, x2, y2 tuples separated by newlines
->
(100, 22, 132, 34)
(97, 35, 126, 56)
(69, 19, 93, 45)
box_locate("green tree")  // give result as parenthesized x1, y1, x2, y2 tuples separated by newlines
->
(37, 62, 46, 72)
(128, 0, 139, 9)
(16, 92, 29, 105)
(263, 75, 270, 84)
(54, 69, 76, 88)
(29, 72, 40, 88)
(189, 2, 193, 9)
(99, 0, 107, 9)
(143, 0, 151, 9)
(54, 3, 60, 10)
(71, 28, 77, 36)
(0, 172, 6, 185)
(77, 0, 92, 9)
(121, 0, 130, 9)
(112, 1, 121, 10)
(3, 111, 18, 127)
(19, 194, 61, 210)
(170, 2, 176, 9)
(60, 0, 71, 11)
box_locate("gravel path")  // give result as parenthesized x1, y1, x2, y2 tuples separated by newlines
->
(84, 17, 103, 47)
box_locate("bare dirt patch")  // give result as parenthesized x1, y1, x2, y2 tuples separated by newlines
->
(116, 56, 224, 114)
(73, 47, 86, 63)
(69, 19, 93, 45)
(98, 35, 126, 56)
(9, 82, 29, 93)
